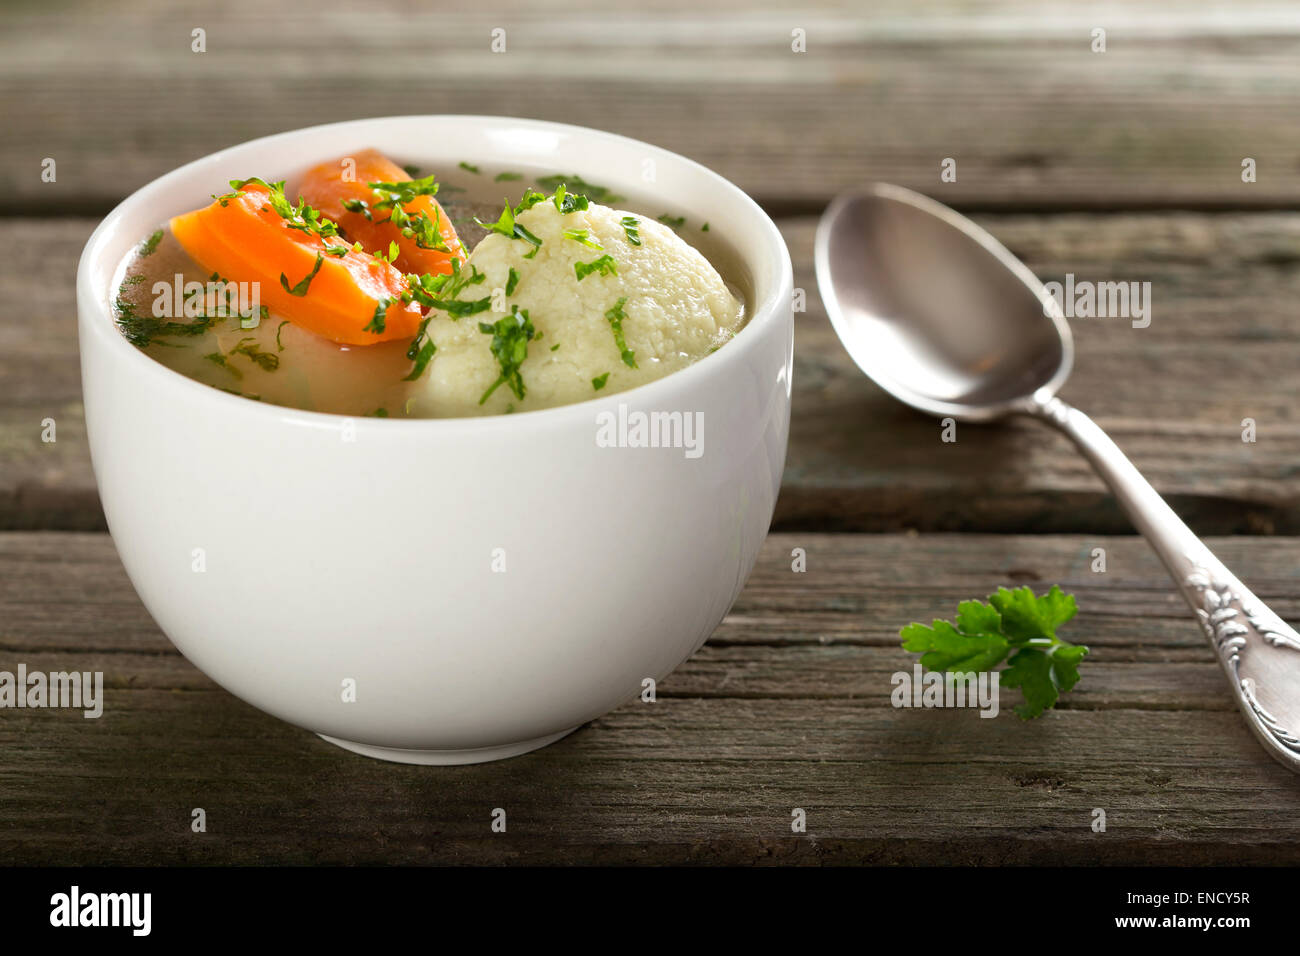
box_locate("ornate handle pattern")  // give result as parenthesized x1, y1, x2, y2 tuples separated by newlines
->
(1028, 392, 1300, 771)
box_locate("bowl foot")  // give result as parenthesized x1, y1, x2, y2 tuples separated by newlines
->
(316, 726, 579, 765)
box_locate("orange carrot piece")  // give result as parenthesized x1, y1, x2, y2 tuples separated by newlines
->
(297, 149, 467, 278)
(170, 181, 422, 345)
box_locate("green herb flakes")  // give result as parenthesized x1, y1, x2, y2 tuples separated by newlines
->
(604, 296, 637, 368)
(478, 305, 536, 404)
(279, 253, 324, 297)
(575, 254, 618, 281)
(619, 216, 641, 246)
(138, 229, 164, 257)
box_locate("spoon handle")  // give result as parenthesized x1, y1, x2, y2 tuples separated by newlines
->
(1028, 393, 1300, 772)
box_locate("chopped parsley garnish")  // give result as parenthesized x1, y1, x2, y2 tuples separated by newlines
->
(552, 184, 590, 214)
(360, 175, 449, 252)
(224, 178, 344, 245)
(550, 342, 560, 351)
(476, 198, 543, 256)
(275, 320, 289, 351)
(438, 296, 491, 318)
(657, 214, 686, 230)
(505, 267, 520, 296)
(536, 174, 623, 204)
(279, 253, 324, 296)
(402, 333, 437, 381)
(459, 161, 481, 174)
(592, 372, 610, 391)
(575, 254, 618, 281)
(364, 297, 391, 334)
(114, 295, 216, 348)
(701, 222, 710, 232)
(204, 351, 241, 379)
(604, 296, 637, 368)
(900, 585, 1088, 719)
(367, 174, 440, 208)
(138, 229, 164, 257)
(402, 262, 490, 318)
(478, 305, 536, 404)
(404, 205, 450, 252)
(230, 337, 280, 372)
(562, 228, 602, 250)
(514, 190, 547, 213)
(619, 216, 641, 246)
(495, 171, 523, 182)
(368, 407, 390, 418)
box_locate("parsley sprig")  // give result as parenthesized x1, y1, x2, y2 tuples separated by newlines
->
(900, 585, 1088, 718)
(478, 305, 536, 404)
(575, 254, 617, 281)
(475, 194, 545, 258)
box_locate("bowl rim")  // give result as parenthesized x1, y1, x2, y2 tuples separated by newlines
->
(77, 114, 793, 433)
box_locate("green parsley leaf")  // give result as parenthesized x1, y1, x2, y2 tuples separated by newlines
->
(495, 171, 523, 182)
(366, 174, 440, 210)
(114, 295, 216, 348)
(899, 585, 1087, 719)
(230, 337, 280, 372)
(535, 174, 623, 204)
(138, 229, 164, 257)
(592, 372, 610, 390)
(475, 199, 543, 255)
(402, 261, 489, 318)
(364, 296, 391, 334)
(619, 216, 641, 246)
(402, 335, 437, 381)
(552, 184, 590, 214)
(514, 190, 547, 214)
(604, 296, 637, 368)
(275, 320, 289, 351)
(478, 305, 536, 404)
(657, 214, 686, 230)
(279, 253, 324, 296)
(562, 227, 602, 250)
(574, 254, 618, 281)
(505, 267, 520, 297)
(459, 161, 481, 174)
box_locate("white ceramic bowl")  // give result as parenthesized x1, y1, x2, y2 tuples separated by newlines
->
(77, 116, 793, 764)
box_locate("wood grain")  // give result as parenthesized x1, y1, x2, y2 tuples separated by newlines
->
(3, 1, 1300, 211)
(2, 531, 1297, 865)
(6, 213, 1298, 533)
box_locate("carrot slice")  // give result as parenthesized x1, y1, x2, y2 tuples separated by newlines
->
(297, 149, 466, 277)
(170, 181, 422, 345)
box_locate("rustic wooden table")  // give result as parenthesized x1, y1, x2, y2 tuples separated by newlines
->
(2, 1, 1299, 865)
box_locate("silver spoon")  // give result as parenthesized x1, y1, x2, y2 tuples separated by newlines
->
(816, 183, 1300, 771)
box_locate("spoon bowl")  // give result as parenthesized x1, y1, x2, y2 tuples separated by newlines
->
(816, 185, 1072, 421)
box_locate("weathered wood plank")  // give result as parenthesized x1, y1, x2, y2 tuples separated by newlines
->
(2, 531, 1298, 865)
(3, 1, 1300, 210)
(4, 213, 1298, 532)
